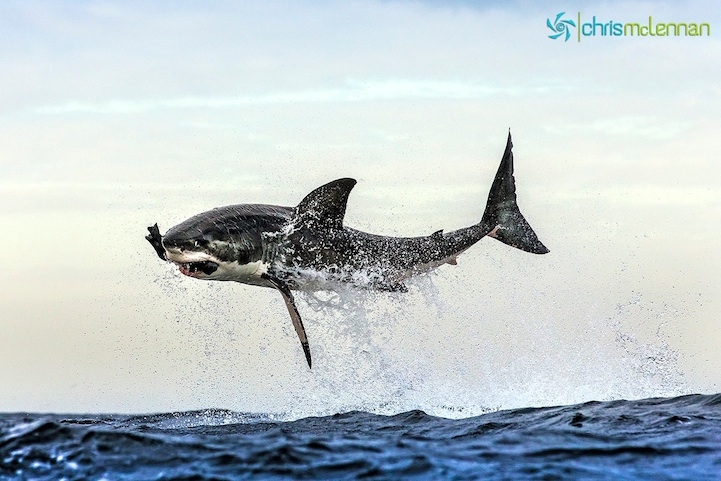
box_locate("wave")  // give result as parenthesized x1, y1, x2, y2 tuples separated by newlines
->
(2, 393, 720, 480)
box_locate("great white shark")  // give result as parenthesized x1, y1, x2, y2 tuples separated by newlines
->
(146, 133, 548, 368)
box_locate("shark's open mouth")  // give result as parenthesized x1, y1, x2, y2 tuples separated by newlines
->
(178, 261, 219, 277)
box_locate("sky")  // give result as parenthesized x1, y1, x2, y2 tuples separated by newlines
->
(1, 0, 719, 416)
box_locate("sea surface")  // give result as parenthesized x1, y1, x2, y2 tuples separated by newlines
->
(1, 393, 720, 480)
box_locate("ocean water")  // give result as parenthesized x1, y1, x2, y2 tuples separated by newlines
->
(6, 258, 717, 479)
(0, 394, 719, 480)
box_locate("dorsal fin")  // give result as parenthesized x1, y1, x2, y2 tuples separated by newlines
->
(294, 178, 357, 230)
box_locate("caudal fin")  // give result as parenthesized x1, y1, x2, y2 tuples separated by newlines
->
(481, 132, 549, 254)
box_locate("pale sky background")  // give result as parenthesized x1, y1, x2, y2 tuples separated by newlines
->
(1, 0, 719, 417)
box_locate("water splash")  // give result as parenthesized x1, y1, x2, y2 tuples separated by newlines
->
(150, 262, 688, 420)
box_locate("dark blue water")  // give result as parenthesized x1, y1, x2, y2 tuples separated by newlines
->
(2, 393, 720, 480)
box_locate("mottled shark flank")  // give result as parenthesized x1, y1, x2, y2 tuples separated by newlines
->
(145, 133, 548, 368)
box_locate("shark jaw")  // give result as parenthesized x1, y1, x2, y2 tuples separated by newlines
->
(164, 247, 270, 284)
(178, 260, 219, 277)
(164, 247, 218, 279)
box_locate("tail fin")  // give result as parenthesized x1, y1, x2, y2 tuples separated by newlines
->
(481, 132, 549, 254)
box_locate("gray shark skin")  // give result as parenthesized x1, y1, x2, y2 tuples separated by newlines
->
(146, 133, 548, 368)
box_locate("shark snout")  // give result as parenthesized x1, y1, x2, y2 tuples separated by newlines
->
(161, 233, 208, 253)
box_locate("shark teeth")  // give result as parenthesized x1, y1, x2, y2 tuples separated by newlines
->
(178, 261, 219, 277)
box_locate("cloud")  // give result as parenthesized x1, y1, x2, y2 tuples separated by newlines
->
(544, 116, 692, 140)
(30, 78, 575, 115)
(548, 184, 721, 206)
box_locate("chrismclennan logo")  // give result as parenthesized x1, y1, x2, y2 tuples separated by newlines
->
(547, 12, 576, 41)
(547, 12, 711, 42)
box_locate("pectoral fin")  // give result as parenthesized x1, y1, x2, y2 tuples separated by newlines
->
(261, 273, 312, 369)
